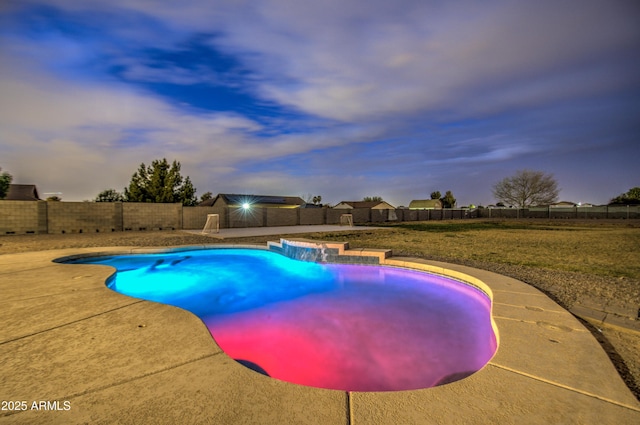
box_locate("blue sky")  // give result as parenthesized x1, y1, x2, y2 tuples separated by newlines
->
(1, 0, 638, 206)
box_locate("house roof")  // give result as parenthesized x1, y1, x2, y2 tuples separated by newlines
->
(4, 184, 40, 201)
(334, 201, 395, 209)
(199, 193, 305, 207)
(549, 201, 577, 207)
(408, 199, 442, 209)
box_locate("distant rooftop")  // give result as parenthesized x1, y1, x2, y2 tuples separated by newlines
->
(4, 184, 40, 201)
(199, 193, 305, 207)
(408, 199, 443, 209)
(334, 201, 396, 209)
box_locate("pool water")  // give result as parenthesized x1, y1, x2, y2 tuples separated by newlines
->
(67, 248, 497, 391)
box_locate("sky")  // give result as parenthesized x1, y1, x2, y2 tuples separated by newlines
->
(1, 0, 639, 207)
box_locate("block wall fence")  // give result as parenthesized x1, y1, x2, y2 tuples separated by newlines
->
(0, 201, 638, 235)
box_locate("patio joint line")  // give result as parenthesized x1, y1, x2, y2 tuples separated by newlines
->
(0, 352, 223, 420)
(0, 300, 145, 346)
(346, 391, 353, 425)
(493, 289, 547, 296)
(488, 363, 640, 412)
(491, 316, 587, 332)
(590, 320, 640, 336)
(0, 263, 75, 276)
(0, 286, 110, 304)
(492, 301, 565, 313)
(65, 352, 223, 400)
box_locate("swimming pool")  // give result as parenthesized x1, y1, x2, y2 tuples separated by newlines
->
(64, 247, 497, 392)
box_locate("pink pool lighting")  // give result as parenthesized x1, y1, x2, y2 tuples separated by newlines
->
(204, 265, 497, 391)
(65, 249, 498, 392)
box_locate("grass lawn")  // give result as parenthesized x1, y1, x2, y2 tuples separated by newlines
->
(315, 219, 640, 279)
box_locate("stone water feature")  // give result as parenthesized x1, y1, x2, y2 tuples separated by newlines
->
(267, 238, 390, 264)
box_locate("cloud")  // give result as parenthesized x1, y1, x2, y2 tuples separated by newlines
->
(0, 50, 381, 201)
(0, 58, 262, 198)
(9, 1, 638, 123)
(1, 0, 639, 206)
(199, 0, 640, 121)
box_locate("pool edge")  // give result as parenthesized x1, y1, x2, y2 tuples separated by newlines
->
(1, 244, 638, 423)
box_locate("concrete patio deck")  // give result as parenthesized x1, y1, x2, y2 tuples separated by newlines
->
(1, 244, 639, 424)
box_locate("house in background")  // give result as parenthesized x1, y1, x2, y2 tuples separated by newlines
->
(549, 201, 577, 208)
(199, 193, 305, 208)
(408, 199, 443, 209)
(333, 200, 396, 210)
(4, 184, 40, 201)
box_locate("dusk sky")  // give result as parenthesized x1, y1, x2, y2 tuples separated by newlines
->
(1, 1, 639, 207)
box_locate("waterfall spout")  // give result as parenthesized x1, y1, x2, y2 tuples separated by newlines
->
(281, 239, 331, 263)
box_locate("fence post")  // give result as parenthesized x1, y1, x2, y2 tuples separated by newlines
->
(41, 200, 49, 234)
(117, 202, 124, 231)
(44, 200, 49, 234)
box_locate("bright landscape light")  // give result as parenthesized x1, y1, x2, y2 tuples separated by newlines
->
(242, 202, 251, 210)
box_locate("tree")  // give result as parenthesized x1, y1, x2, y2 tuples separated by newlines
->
(124, 158, 198, 206)
(0, 167, 12, 199)
(609, 187, 640, 205)
(200, 191, 213, 203)
(95, 189, 124, 202)
(440, 190, 456, 208)
(178, 176, 197, 206)
(430, 191, 441, 200)
(492, 169, 559, 208)
(302, 193, 323, 205)
(363, 196, 383, 202)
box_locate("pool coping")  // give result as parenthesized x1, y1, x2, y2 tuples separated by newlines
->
(1, 244, 639, 424)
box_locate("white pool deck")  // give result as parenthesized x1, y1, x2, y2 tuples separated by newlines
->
(1, 238, 639, 424)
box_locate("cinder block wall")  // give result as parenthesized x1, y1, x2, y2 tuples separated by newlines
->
(419, 210, 432, 220)
(401, 209, 419, 221)
(351, 208, 371, 223)
(266, 208, 298, 227)
(594, 206, 638, 219)
(370, 209, 388, 223)
(122, 203, 181, 230)
(299, 208, 325, 225)
(183, 207, 226, 229)
(325, 209, 346, 224)
(9, 201, 626, 235)
(47, 202, 122, 234)
(227, 207, 264, 228)
(475, 206, 639, 219)
(0, 201, 47, 234)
